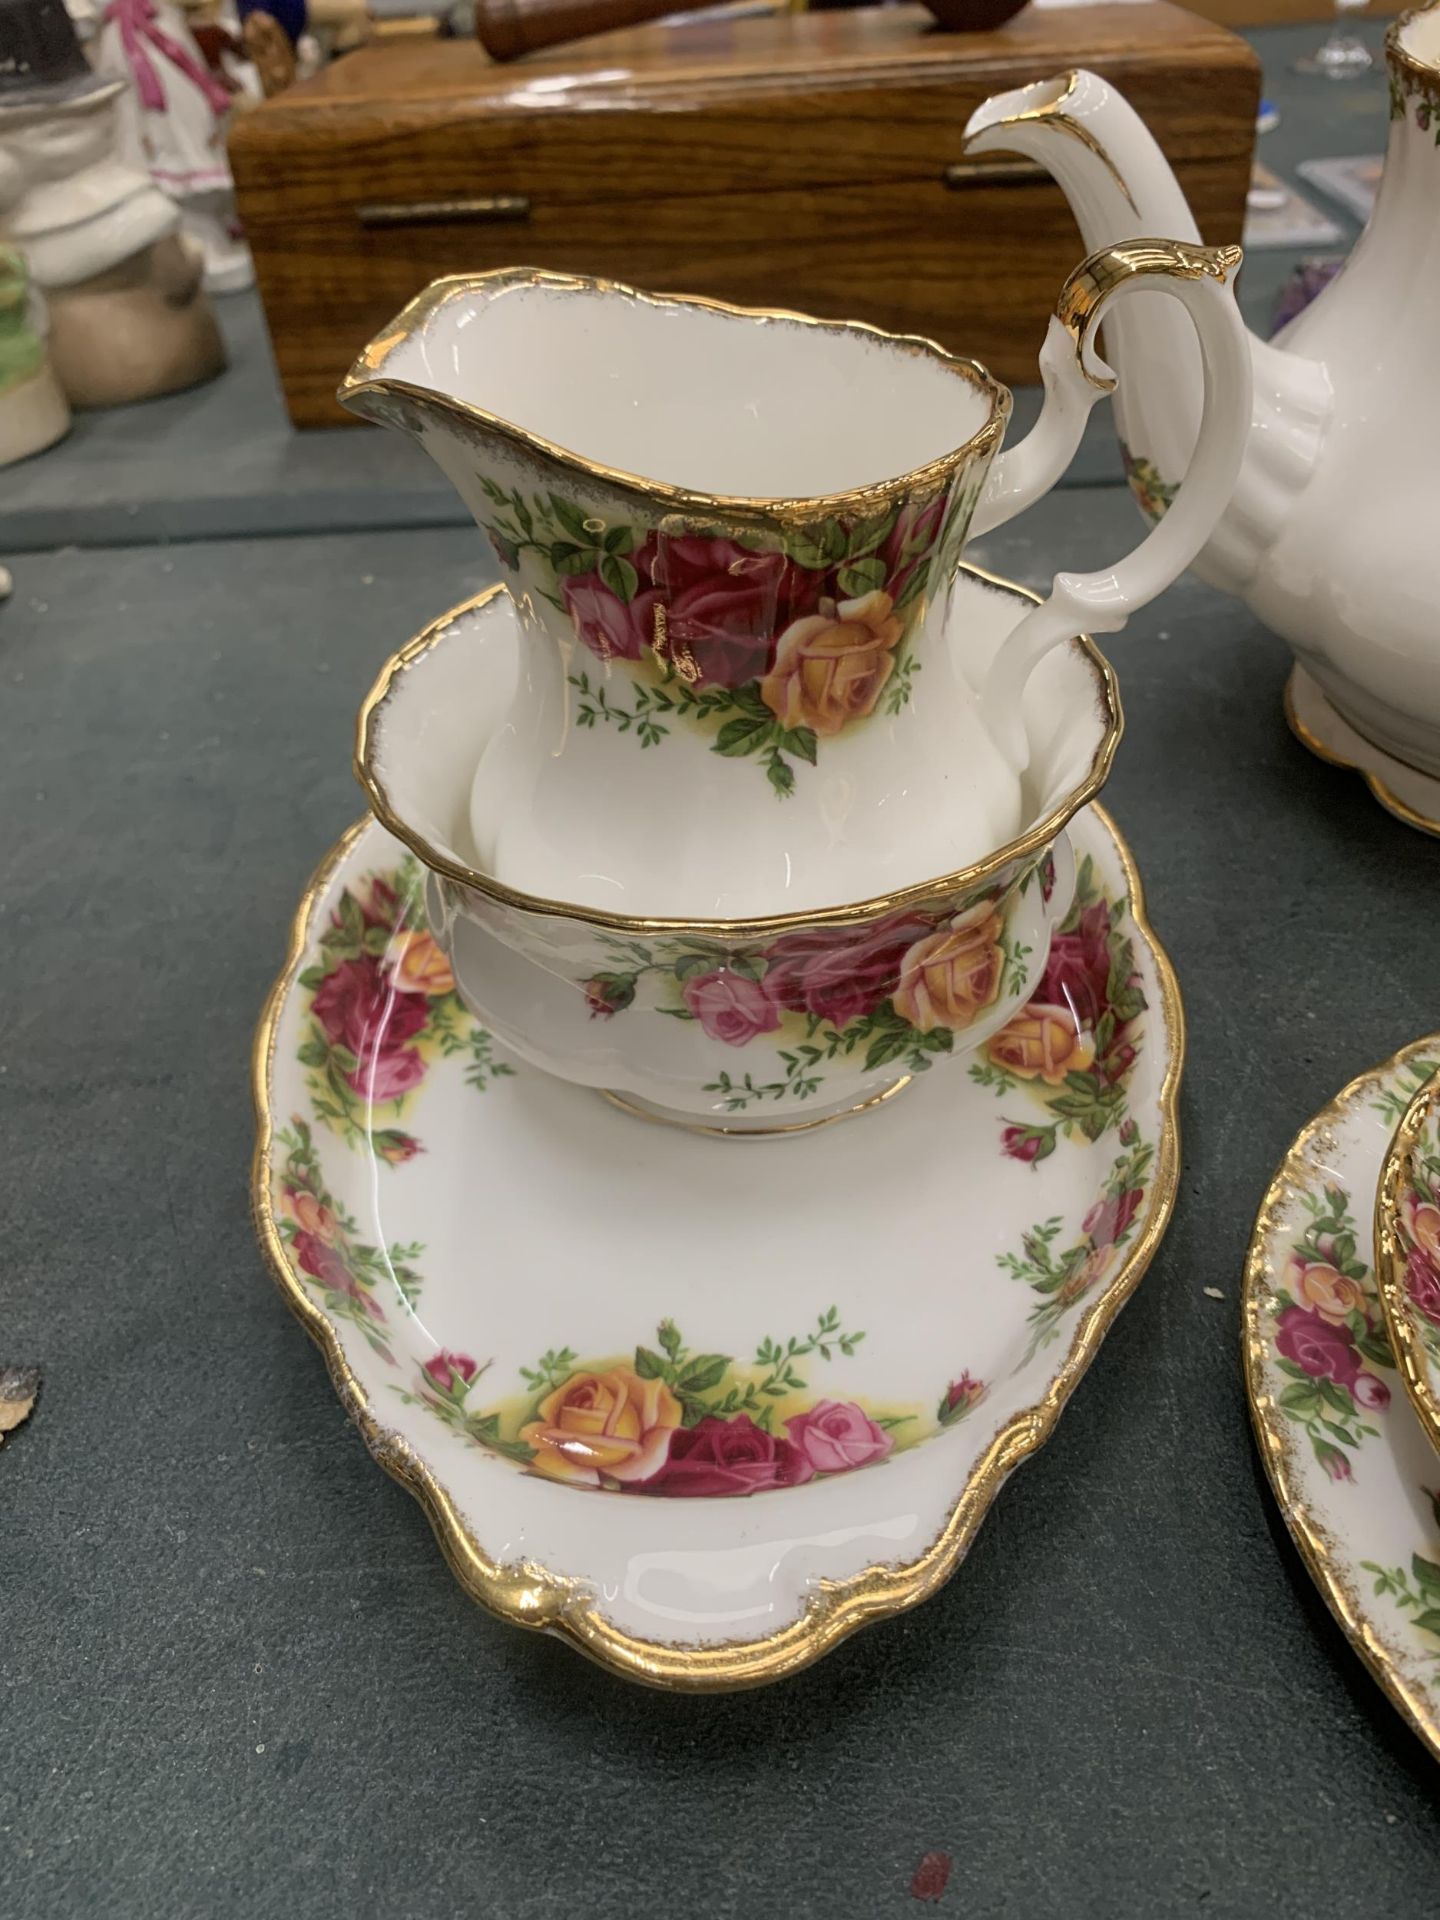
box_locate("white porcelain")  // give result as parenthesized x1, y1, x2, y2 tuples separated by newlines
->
(0, 78, 178, 289)
(1244, 1040, 1440, 1761)
(340, 257, 1249, 919)
(359, 576, 1116, 1132)
(253, 800, 1181, 1687)
(1286, 664, 1440, 838)
(91, 0, 255, 295)
(965, 4, 1440, 800)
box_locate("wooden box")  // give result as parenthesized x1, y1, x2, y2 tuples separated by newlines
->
(230, 2, 1260, 428)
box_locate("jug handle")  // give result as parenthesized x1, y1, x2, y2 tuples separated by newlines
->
(969, 239, 1251, 772)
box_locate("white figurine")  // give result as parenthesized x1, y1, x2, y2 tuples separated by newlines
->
(88, 0, 254, 291)
(0, 0, 226, 406)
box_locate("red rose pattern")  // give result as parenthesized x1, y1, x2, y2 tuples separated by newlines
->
(1406, 1247, 1440, 1326)
(637, 1415, 815, 1497)
(762, 912, 933, 1030)
(1274, 1305, 1362, 1388)
(1082, 1187, 1143, 1249)
(560, 524, 931, 692)
(312, 955, 429, 1101)
(1033, 901, 1115, 1039)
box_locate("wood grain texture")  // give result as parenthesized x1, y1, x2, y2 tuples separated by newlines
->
(230, 2, 1260, 427)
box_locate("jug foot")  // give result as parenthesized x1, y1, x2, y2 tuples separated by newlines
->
(601, 1076, 912, 1140)
(1286, 666, 1440, 838)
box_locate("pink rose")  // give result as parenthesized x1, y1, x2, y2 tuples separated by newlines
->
(1082, 1187, 1144, 1248)
(1318, 1441, 1353, 1483)
(761, 911, 932, 1029)
(422, 1351, 479, 1396)
(1034, 901, 1117, 1037)
(785, 1399, 893, 1475)
(1406, 1248, 1440, 1326)
(1353, 1371, 1390, 1411)
(1274, 1305, 1361, 1387)
(562, 571, 661, 664)
(682, 968, 781, 1046)
(638, 1414, 814, 1496)
(312, 955, 428, 1102)
(651, 535, 822, 690)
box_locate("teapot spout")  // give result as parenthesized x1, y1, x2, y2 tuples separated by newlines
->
(964, 71, 1330, 597)
(964, 69, 1203, 249)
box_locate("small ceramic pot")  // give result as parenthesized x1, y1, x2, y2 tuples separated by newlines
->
(356, 574, 1120, 1133)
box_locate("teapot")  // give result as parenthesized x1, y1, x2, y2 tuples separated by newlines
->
(342, 250, 1250, 918)
(963, 2, 1440, 798)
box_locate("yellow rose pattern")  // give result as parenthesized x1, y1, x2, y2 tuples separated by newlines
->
(473, 476, 982, 797)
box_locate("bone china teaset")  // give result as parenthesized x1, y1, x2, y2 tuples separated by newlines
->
(253, 10, 1440, 1713)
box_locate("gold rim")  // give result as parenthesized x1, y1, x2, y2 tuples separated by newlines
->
(1241, 1037, 1440, 1762)
(251, 799, 1183, 1691)
(961, 70, 1140, 214)
(1376, 1072, 1440, 1457)
(339, 268, 1011, 523)
(1389, 0, 1440, 106)
(354, 571, 1124, 939)
(1284, 667, 1440, 839)
(601, 1074, 911, 1138)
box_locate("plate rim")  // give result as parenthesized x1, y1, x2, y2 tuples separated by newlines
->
(1376, 1071, 1440, 1459)
(1241, 1035, 1440, 1761)
(253, 749, 1182, 1691)
(1284, 664, 1440, 840)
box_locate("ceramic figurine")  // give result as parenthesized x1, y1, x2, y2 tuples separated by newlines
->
(176, 0, 264, 103)
(341, 256, 1250, 921)
(0, 244, 70, 465)
(963, 0, 1440, 830)
(0, 0, 225, 405)
(89, 0, 255, 291)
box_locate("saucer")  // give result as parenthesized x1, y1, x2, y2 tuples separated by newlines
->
(252, 800, 1181, 1689)
(1377, 1072, 1440, 1458)
(1286, 665, 1440, 838)
(1243, 1039, 1440, 1759)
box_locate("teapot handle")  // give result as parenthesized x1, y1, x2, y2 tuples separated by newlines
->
(970, 239, 1251, 771)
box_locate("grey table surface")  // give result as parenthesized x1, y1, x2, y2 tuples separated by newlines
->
(5, 18, 1440, 1920)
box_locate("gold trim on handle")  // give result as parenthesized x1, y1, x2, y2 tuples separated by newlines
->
(1053, 239, 1244, 394)
(251, 799, 1184, 1692)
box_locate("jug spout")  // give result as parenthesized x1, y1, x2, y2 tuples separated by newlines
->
(963, 71, 1331, 596)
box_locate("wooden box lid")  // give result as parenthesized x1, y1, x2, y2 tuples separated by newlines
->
(231, 3, 1259, 424)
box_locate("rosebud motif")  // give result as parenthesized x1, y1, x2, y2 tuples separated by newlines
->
(421, 1351, 480, 1399)
(583, 973, 637, 1019)
(937, 1372, 987, 1425)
